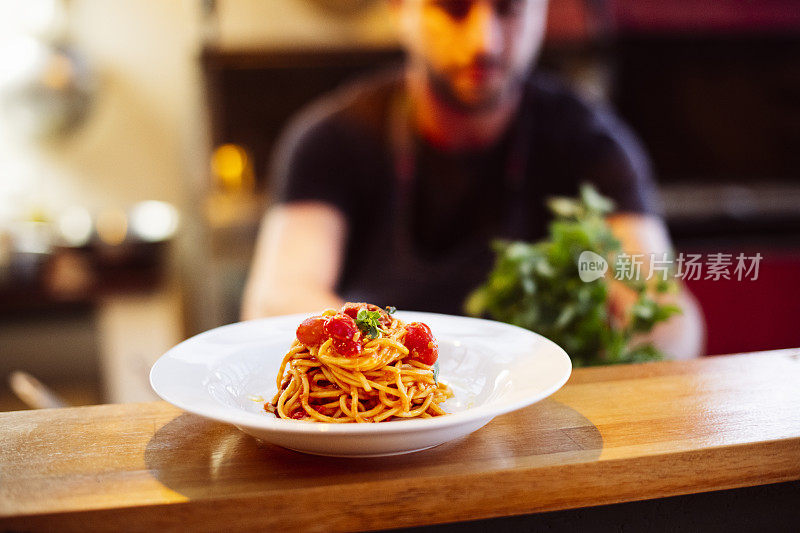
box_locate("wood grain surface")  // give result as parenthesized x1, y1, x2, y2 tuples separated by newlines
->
(1, 349, 799, 532)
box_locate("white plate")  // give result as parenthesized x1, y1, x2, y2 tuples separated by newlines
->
(150, 311, 571, 457)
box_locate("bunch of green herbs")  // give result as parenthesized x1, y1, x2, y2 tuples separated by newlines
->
(465, 184, 681, 367)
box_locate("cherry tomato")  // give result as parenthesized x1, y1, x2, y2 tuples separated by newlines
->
(296, 315, 327, 347)
(341, 302, 362, 320)
(341, 302, 392, 328)
(323, 313, 362, 356)
(403, 322, 438, 365)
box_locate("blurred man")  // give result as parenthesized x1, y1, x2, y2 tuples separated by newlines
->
(242, 0, 703, 358)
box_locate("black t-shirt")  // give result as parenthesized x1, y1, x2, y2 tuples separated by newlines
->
(273, 69, 660, 315)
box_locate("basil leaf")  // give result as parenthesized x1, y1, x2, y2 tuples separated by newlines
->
(433, 361, 440, 384)
(356, 309, 383, 339)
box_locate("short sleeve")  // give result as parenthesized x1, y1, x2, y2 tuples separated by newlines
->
(578, 103, 662, 215)
(540, 79, 663, 216)
(270, 103, 359, 217)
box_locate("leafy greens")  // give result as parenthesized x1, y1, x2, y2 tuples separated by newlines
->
(355, 309, 384, 339)
(465, 184, 681, 367)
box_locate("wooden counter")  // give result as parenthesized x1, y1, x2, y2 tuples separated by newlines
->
(2, 349, 799, 531)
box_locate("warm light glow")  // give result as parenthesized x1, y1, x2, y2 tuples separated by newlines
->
(0, 35, 45, 86)
(57, 206, 92, 247)
(0, 0, 63, 39)
(96, 208, 127, 245)
(41, 53, 73, 90)
(211, 143, 251, 192)
(130, 200, 179, 242)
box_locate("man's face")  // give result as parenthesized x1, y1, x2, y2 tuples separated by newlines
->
(398, 0, 549, 111)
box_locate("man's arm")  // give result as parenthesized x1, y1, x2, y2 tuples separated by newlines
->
(607, 213, 705, 359)
(241, 201, 346, 319)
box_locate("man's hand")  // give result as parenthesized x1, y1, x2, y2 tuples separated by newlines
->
(607, 213, 705, 359)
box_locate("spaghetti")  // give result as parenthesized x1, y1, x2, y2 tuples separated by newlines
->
(266, 303, 452, 423)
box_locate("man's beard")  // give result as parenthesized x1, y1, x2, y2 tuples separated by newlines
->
(423, 59, 527, 113)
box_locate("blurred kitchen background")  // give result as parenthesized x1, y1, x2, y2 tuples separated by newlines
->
(1, 0, 798, 410)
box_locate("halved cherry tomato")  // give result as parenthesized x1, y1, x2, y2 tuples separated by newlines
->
(323, 313, 362, 356)
(296, 313, 362, 356)
(296, 315, 327, 347)
(403, 322, 438, 365)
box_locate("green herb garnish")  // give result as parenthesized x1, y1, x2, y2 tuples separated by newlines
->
(356, 309, 383, 339)
(385, 306, 397, 315)
(466, 184, 681, 367)
(432, 361, 440, 384)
